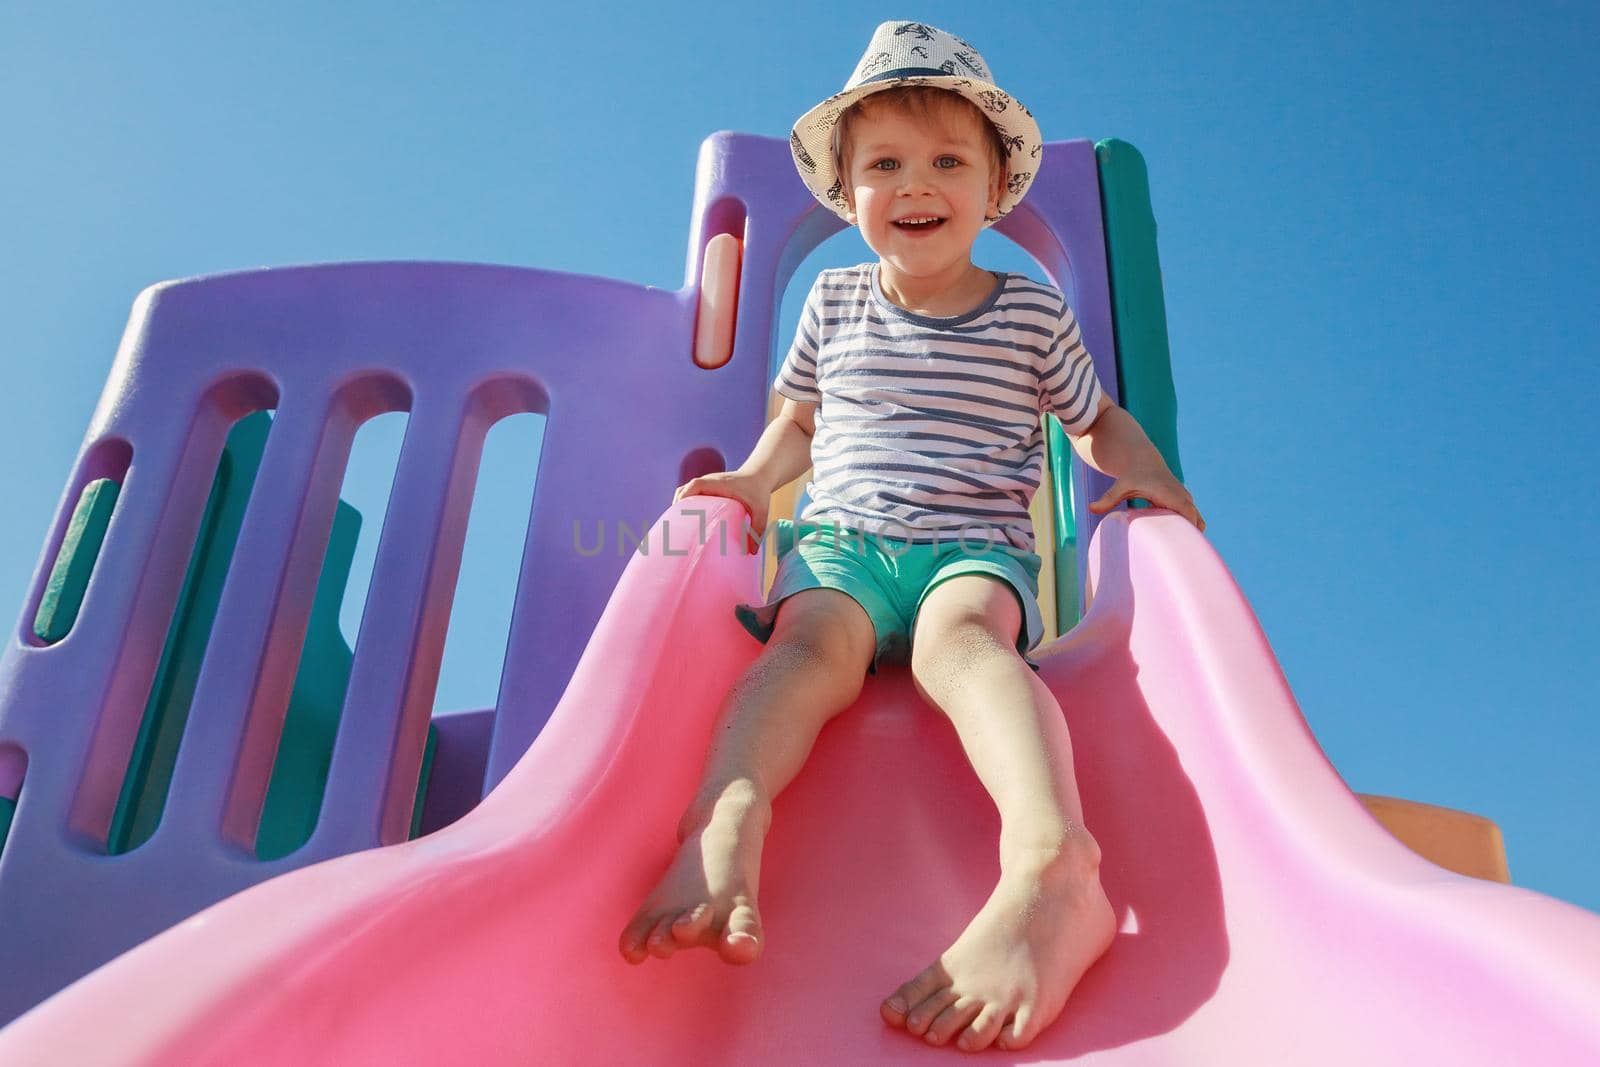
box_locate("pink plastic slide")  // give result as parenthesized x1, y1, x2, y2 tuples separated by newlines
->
(2, 499, 1598, 1064)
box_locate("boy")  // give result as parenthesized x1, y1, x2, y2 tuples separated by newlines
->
(619, 21, 1203, 1053)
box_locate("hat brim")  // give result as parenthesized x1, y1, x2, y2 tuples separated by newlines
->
(789, 75, 1043, 228)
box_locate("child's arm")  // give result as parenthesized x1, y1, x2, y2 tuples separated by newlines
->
(1070, 394, 1206, 531)
(673, 396, 817, 539)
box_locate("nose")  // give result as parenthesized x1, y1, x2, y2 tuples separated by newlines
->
(895, 162, 939, 196)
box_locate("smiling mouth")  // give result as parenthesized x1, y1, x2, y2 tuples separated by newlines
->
(894, 217, 947, 232)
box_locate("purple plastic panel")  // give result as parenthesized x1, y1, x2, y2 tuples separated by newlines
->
(995, 141, 1121, 581)
(0, 133, 1115, 1023)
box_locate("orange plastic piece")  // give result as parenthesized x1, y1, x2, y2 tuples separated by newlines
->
(1357, 793, 1510, 883)
(692, 233, 741, 368)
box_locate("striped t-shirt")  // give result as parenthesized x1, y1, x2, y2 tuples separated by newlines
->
(775, 263, 1106, 553)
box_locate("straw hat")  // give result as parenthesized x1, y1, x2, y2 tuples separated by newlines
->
(789, 21, 1043, 227)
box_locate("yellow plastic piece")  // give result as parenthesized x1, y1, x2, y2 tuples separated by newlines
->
(763, 389, 803, 596)
(1030, 453, 1058, 638)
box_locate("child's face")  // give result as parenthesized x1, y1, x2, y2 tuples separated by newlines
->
(841, 102, 1004, 284)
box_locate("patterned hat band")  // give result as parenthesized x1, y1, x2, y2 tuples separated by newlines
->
(859, 66, 955, 83)
(789, 21, 1044, 228)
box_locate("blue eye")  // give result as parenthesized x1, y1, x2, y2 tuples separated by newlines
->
(872, 159, 898, 171)
(937, 156, 961, 168)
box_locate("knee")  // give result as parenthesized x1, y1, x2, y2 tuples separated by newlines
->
(910, 615, 1009, 693)
(765, 623, 869, 704)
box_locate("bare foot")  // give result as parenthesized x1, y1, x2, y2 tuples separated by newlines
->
(618, 787, 771, 966)
(879, 837, 1116, 1051)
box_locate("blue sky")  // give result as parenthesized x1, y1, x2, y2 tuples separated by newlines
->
(2, 3, 1595, 912)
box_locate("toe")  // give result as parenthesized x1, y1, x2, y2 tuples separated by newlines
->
(925, 996, 982, 1047)
(645, 914, 680, 958)
(718, 900, 763, 964)
(996, 1006, 1035, 1051)
(671, 903, 713, 946)
(619, 912, 657, 963)
(957, 1004, 1009, 1053)
(882, 963, 951, 1029)
(907, 988, 960, 1038)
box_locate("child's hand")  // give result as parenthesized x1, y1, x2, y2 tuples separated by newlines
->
(1088, 467, 1206, 532)
(673, 471, 771, 541)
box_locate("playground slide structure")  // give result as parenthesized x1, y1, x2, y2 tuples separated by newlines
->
(1, 133, 1598, 1063)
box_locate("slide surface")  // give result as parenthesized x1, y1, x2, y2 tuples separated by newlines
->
(1, 500, 1598, 1065)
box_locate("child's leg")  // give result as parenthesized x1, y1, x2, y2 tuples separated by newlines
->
(882, 574, 1116, 1053)
(618, 586, 877, 966)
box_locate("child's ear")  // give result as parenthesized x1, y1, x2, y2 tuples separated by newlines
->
(986, 166, 1006, 221)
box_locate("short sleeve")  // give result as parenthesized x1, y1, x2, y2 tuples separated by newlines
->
(774, 275, 824, 404)
(1039, 301, 1105, 435)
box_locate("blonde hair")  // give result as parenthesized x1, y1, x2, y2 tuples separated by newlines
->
(829, 86, 1008, 202)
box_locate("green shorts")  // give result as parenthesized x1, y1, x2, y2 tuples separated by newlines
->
(734, 519, 1045, 675)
